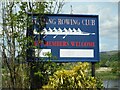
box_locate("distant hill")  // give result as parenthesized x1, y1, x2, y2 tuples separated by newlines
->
(99, 50, 119, 67)
(100, 50, 119, 61)
(100, 50, 119, 55)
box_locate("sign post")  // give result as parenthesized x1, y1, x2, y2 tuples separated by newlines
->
(91, 62, 96, 77)
(27, 14, 99, 88)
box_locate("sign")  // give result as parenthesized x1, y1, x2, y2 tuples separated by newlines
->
(27, 14, 99, 62)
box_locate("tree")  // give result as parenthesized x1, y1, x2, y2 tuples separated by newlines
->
(1, 2, 30, 89)
(26, 1, 65, 89)
(1, 1, 64, 89)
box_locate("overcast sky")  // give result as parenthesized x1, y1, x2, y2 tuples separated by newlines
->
(61, 1, 119, 52)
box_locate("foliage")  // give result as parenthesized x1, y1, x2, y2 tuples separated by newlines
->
(96, 71, 119, 80)
(42, 62, 103, 89)
(110, 56, 120, 78)
(110, 52, 120, 78)
(2, 63, 30, 88)
(1, 1, 65, 89)
(1, 2, 30, 89)
(96, 51, 120, 80)
(97, 51, 119, 68)
(29, 61, 63, 89)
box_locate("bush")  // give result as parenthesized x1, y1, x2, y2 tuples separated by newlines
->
(42, 62, 103, 89)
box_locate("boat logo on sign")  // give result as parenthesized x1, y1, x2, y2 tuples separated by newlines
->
(33, 27, 95, 39)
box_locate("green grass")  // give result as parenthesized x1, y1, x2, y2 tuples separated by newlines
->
(96, 71, 119, 80)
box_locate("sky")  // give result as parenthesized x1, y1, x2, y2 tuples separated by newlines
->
(61, 1, 119, 52)
(0, 0, 119, 52)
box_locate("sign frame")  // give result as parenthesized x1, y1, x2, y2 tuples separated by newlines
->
(27, 13, 99, 62)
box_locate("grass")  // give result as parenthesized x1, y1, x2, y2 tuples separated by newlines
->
(96, 71, 119, 80)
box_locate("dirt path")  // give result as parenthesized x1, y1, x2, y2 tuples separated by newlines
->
(96, 67, 112, 72)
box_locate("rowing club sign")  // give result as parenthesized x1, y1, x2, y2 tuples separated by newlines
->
(27, 14, 99, 62)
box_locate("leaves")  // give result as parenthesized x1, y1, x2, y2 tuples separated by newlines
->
(2, 0, 65, 89)
(43, 62, 103, 89)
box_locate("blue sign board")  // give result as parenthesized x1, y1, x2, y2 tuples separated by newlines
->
(27, 14, 99, 62)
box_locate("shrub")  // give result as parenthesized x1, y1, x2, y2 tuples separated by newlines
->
(42, 62, 103, 89)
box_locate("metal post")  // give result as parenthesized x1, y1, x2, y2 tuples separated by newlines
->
(91, 62, 95, 77)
